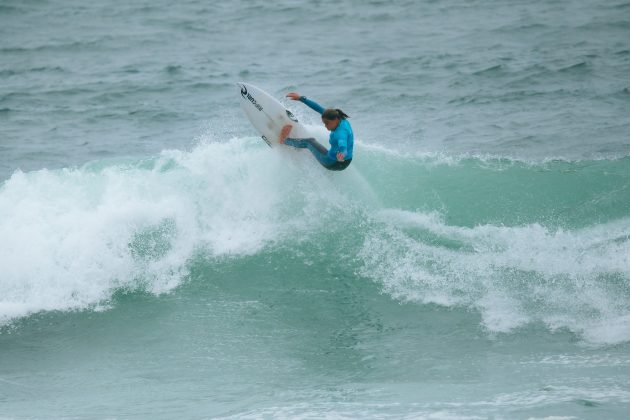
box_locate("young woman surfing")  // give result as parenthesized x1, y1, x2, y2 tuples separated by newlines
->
(279, 92, 354, 171)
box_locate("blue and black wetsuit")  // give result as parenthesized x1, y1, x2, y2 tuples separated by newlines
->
(284, 96, 354, 171)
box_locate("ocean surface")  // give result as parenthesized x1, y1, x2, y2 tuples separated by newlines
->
(2, 0, 630, 418)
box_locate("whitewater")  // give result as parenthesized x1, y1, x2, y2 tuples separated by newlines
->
(2, 138, 629, 343)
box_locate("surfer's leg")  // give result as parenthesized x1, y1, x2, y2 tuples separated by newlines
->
(283, 138, 309, 149)
(284, 137, 329, 162)
(303, 138, 328, 156)
(284, 137, 349, 170)
(302, 139, 338, 168)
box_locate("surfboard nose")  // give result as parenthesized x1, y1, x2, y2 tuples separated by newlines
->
(237, 82, 246, 95)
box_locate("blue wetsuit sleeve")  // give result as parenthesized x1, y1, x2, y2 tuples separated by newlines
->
(299, 96, 325, 115)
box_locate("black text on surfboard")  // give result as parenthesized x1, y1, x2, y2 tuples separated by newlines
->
(240, 84, 263, 112)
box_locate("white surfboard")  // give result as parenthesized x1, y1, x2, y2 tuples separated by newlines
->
(237, 82, 314, 147)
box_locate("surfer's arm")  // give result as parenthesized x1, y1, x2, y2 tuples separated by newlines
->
(286, 92, 325, 115)
(299, 96, 325, 115)
(332, 130, 348, 161)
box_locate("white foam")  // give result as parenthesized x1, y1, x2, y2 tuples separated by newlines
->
(0, 137, 357, 325)
(0, 165, 194, 324)
(359, 208, 630, 344)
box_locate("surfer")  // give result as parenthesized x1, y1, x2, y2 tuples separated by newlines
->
(279, 92, 353, 171)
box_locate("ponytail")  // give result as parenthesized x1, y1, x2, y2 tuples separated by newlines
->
(336, 109, 350, 119)
(322, 108, 350, 120)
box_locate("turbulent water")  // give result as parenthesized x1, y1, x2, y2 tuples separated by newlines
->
(2, 0, 630, 418)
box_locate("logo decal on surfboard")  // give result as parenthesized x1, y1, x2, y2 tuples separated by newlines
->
(286, 110, 298, 122)
(261, 135, 272, 147)
(240, 84, 263, 111)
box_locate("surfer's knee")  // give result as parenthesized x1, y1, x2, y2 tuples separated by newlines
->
(324, 159, 352, 171)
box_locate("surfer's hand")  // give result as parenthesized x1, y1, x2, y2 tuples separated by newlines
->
(279, 124, 293, 144)
(336, 152, 345, 162)
(286, 92, 301, 101)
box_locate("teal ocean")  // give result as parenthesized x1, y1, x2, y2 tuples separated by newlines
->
(2, 0, 630, 418)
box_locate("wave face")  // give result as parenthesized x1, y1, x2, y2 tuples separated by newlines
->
(2, 138, 629, 346)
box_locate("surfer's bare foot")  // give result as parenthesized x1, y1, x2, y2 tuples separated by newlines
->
(279, 124, 292, 144)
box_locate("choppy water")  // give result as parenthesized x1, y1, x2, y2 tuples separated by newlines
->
(2, 0, 630, 418)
